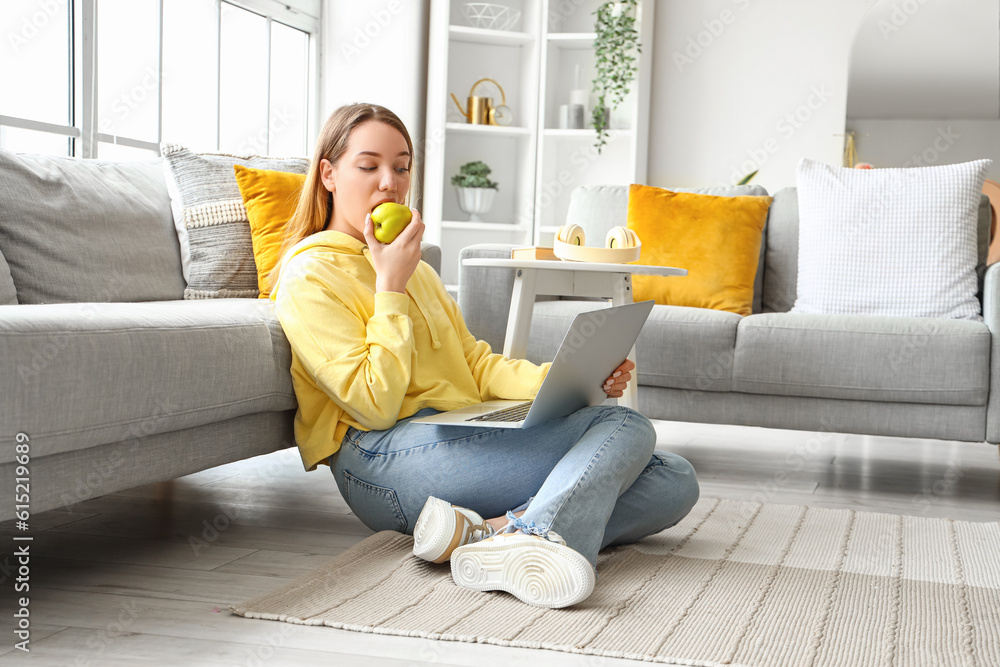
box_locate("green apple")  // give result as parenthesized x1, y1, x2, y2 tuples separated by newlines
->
(371, 203, 412, 244)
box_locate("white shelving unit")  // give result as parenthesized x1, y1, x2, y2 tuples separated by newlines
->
(424, 0, 653, 288)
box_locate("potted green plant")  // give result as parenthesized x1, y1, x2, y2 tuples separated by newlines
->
(451, 160, 499, 221)
(591, 0, 640, 153)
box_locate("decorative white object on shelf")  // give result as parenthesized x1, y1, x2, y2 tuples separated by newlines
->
(462, 3, 522, 31)
(454, 186, 497, 222)
(568, 65, 589, 129)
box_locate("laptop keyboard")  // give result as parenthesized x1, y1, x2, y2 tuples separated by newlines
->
(465, 401, 533, 423)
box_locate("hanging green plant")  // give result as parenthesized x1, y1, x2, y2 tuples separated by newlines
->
(591, 0, 640, 153)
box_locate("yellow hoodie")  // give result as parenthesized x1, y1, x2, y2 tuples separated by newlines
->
(270, 231, 550, 471)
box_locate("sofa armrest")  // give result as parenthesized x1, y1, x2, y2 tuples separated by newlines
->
(984, 264, 1000, 442)
(458, 244, 519, 351)
(984, 264, 1000, 329)
(420, 242, 442, 276)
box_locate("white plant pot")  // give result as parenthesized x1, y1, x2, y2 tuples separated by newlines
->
(454, 186, 496, 222)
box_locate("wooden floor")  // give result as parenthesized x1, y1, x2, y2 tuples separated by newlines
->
(2, 421, 998, 666)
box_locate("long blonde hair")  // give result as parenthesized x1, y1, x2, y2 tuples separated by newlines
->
(268, 103, 415, 292)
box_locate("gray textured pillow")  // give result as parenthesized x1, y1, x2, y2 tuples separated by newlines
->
(0, 247, 17, 304)
(161, 143, 309, 299)
(0, 149, 186, 304)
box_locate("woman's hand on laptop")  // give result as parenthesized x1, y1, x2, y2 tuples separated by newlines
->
(602, 359, 635, 398)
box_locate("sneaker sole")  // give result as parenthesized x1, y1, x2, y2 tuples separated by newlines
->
(412, 497, 458, 563)
(450, 537, 595, 608)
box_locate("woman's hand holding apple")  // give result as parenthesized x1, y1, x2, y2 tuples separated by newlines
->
(365, 207, 425, 294)
(371, 202, 412, 243)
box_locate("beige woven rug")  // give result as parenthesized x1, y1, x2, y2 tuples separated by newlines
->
(231, 498, 1000, 666)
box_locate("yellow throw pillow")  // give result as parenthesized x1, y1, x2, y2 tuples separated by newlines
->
(626, 184, 772, 316)
(233, 165, 306, 299)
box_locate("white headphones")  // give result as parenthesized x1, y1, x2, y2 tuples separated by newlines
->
(553, 224, 641, 263)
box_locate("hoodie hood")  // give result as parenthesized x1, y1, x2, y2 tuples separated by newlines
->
(270, 230, 442, 349)
(269, 230, 364, 299)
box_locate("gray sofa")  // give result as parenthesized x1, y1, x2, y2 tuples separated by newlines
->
(459, 184, 1000, 449)
(0, 150, 441, 520)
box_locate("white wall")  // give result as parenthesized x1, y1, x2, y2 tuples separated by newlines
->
(846, 0, 1000, 181)
(321, 1, 430, 204)
(848, 0, 999, 119)
(847, 119, 1000, 181)
(648, 0, 871, 193)
(324, 1, 873, 198)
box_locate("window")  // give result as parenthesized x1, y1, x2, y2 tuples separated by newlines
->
(0, 0, 319, 159)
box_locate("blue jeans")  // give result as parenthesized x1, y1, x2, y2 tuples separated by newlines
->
(330, 405, 699, 568)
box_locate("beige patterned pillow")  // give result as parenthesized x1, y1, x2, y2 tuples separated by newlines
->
(161, 143, 309, 299)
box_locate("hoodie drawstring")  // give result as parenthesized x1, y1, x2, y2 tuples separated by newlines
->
(410, 283, 443, 350)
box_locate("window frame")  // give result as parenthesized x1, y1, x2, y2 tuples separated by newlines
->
(0, 0, 321, 158)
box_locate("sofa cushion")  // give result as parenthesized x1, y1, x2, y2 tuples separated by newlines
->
(626, 184, 772, 316)
(526, 300, 741, 392)
(233, 165, 306, 299)
(792, 158, 990, 320)
(566, 183, 771, 313)
(0, 248, 16, 304)
(732, 313, 990, 405)
(0, 150, 186, 304)
(0, 299, 296, 460)
(763, 187, 993, 314)
(161, 143, 309, 299)
(761, 188, 800, 313)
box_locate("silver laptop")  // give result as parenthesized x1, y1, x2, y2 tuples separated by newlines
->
(413, 300, 654, 429)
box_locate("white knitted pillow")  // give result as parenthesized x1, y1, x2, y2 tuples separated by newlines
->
(161, 143, 309, 299)
(792, 158, 991, 320)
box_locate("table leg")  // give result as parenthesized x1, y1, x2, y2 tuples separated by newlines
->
(610, 273, 638, 410)
(503, 268, 537, 359)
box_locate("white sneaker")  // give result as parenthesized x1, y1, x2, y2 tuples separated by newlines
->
(450, 531, 596, 608)
(412, 496, 494, 564)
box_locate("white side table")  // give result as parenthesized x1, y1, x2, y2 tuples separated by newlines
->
(461, 258, 686, 408)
